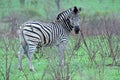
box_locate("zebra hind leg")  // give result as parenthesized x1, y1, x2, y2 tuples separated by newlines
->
(18, 45, 25, 71)
(27, 45, 36, 71)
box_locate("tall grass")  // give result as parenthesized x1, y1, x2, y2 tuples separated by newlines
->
(0, 0, 120, 80)
(0, 27, 120, 80)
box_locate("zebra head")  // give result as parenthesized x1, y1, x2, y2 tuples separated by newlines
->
(57, 6, 81, 34)
(68, 6, 81, 34)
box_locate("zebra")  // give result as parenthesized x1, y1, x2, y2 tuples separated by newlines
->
(18, 6, 81, 71)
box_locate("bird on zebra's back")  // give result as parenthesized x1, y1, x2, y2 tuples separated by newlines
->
(18, 6, 81, 71)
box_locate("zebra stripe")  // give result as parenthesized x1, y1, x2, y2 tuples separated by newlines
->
(18, 6, 81, 71)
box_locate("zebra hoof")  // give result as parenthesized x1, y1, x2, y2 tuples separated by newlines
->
(18, 67, 23, 71)
(30, 68, 35, 72)
(29, 67, 35, 72)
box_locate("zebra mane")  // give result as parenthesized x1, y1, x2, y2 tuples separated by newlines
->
(56, 6, 79, 20)
(56, 7, 73, 20)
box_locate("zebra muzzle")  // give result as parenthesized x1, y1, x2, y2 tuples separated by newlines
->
(74, 26, 80, 34)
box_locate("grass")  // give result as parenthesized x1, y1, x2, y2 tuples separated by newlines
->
(0, 0, 120, 80)
(0, 35, 120, 80)
(0, 0, 120, 20)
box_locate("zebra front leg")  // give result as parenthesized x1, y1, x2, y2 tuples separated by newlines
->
(27, 45, 36, 71)
(18, 45, 24, 70)
(57, 42, 66, 66)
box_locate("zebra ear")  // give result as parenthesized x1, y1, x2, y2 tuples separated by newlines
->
(73, 6, 78, 14)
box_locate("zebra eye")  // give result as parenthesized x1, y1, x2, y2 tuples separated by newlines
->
(72, 17, 76, 20)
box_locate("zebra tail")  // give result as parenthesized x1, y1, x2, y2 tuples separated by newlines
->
(20, 26, 28, 54)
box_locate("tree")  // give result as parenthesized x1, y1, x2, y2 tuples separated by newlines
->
(19, 0, 25, 6)
(55, 0, 60, 10)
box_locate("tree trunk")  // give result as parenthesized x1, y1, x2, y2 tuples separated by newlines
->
(19, 0, 25, 6)
(55, 0, 60, 11)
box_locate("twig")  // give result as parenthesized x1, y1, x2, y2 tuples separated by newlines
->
(41, 64, 49, 80)
(80, 29, 92, 61)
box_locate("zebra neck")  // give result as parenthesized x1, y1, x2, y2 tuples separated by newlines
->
(53, 20, 73, 32)
(62, 20, 73, 32)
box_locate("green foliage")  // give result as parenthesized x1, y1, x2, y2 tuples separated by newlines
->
(0, 36, 120, 80)
(0, 0, 120, 20)
(21, 8, 41, 19)
(0, 0, 120, 80)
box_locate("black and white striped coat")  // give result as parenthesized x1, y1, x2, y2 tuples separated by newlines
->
(18, 6, 81, 71)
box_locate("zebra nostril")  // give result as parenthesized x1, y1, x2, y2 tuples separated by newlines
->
(74, 27, 80, 34)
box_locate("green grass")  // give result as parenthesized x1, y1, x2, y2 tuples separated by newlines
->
(0, 36, 120, 80)
(0, 0, 120, 80)
(0, 0, 120, 19)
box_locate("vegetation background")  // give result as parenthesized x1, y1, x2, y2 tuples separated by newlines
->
(0, 0, 120, 80)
